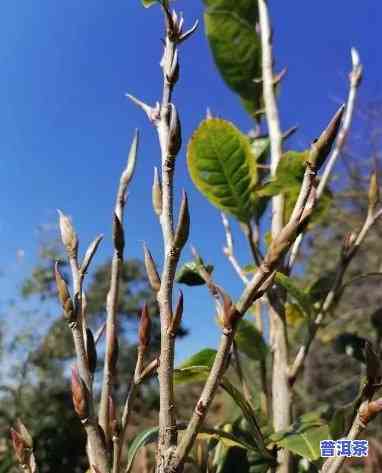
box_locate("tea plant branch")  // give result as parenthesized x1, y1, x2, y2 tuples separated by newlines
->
(99, 131, 139, 449)
(171, 145, 328, 471)
(56, 213, 109, 473)
(288, 48, 363, 271)
(128, 6, 197, 471)
(258, 2, 291, 471)
(289, 205, 382, 385)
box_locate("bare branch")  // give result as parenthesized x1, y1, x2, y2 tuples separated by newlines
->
(289, 207, 382, 384)
(99, 130, 139, 450)
(288, 49, 362, 270)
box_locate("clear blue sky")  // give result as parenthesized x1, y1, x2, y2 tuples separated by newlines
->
(0, 1, 381, 362)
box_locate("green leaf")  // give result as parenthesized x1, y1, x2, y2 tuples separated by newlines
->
(221, 378, 272, 460)
(175, 261, 214, 286)
(258, 151, 307, 197)
(126, 423, 256, 473)
(126, 426, 159, 472)
(174, 348, 217, 385)
(187, 118, 258, 222)
(270, 414, 331, 461)
(274, 273, 314, 319)
(204, 1, 262, 117)
(235, 319, 268, 361)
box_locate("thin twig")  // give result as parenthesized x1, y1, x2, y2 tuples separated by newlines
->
(127, 8, 197, 472)
(289, 208, 382, 384)
(221, 213, 249, 284)
(288, 48, 363, 271)
(57, 211, 109, 473)
(99, 131, 139, 449)
(258, 2, 290, 471)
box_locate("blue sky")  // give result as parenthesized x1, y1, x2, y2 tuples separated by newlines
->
(0, 0, 381, 363)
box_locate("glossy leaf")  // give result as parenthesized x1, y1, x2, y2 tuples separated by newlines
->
(235, 319, 268, 362)
(188, 118, 258, 222)
(203, 1, 262, 117)
(174, 348, 217, 385)
(258, 151, 307, 197)
(270, 413, 331, 461)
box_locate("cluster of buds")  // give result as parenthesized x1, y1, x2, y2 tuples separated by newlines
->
(162, 6, 198, 46)
(71, 366, 90, 421)
(10, 420, 36, 472)
(54, 262, 76, 324)
(138, 304, 151, 351)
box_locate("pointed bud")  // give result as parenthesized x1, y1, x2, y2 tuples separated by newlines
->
(143, 244, 161, 292)
(120, 129, 139, 189)
(108, 395, 120, 438)
(368, 170, 379, 213)
(360, 398, 382, 425)
(167, 103, 182, 157)
(169, 290, 183, 336)
(86, 328, 97, 375)
(81, 235, 103, 276)
(307, 104, 345, 170)
(138, 304, 151, 350)
(71, 366, 89, 420)
(15, 419, 33, 449)
(218, 287, 241, 334)
(54, 262, 75, 323)
(57, 210, 78, 258)
(152, 167, 163, 216)
(113, 213, 125, 258)
(174, 190, 190, 250)
(10, 428, 28, 465)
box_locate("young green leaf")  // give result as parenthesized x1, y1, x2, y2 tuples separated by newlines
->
(176, 261, 214, 286)
(174, 348, 217, 385)
(188, 118, 258, 222)
(203, 1, 262, 117)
